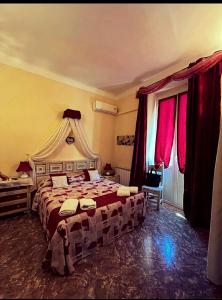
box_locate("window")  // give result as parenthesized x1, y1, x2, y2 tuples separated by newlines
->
(154, 95, 177, 169)
(147, 91, 188, 208)
(154, 92, 187, 173)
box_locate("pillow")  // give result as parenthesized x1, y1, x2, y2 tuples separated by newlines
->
(88, 169, 101, 181)
(67, 173, 85, 184)
(50, 172, 66, 177)
(83, 169, 95, 181)
(51, 175, 68, 188)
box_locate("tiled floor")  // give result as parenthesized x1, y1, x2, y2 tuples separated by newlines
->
(0, 203, 222, 299)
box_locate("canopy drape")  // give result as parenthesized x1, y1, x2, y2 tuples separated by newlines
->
(30, 113, 100, 185)
(69, 118, 100, 163)
(31, 118, 71, 162)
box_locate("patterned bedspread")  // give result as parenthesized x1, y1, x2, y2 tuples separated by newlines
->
(33, 178, 146, 275)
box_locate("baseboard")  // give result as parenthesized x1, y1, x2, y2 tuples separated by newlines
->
(163, 199, 183, 211)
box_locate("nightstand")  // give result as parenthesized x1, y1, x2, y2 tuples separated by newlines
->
(102, 174, 120, 183)
(0, 177, 33, 217)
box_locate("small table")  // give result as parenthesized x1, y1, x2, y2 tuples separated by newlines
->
(101, 174, 120, 183)
(0, 177, 33, 217)
(0, 177, 33, 188)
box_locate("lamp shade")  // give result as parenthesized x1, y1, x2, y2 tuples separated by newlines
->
(103, 163, 115, 176)
(104, 163, 113, 170)
(16, 161, 32, 172)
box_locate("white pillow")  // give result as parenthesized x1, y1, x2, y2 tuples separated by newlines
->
(88, 169, 101, 181)
(51, 175, 68, 188)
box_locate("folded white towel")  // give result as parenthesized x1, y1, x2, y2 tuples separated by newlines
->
(117, 188, 131, 197)
(128, 186, 138, 194)
(119, 186, 139, 194)
(79, 198, 96, 210)
(59, 198, 79, 216)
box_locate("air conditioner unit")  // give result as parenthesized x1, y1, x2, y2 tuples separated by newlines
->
(93, 100, 118, 115)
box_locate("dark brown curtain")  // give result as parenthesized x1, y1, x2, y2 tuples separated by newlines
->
(183, 61, 222, 228)
(130, 94, 147, 188)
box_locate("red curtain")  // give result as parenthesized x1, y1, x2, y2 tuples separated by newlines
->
(183, 61, 222, 228)
(137, 50, 222, 97)
(129, 94, 147, 188)
(154, 96, 176, 169)
(177, 92, 188, 173)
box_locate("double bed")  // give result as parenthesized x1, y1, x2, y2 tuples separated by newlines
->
(32, 160, 146, 275)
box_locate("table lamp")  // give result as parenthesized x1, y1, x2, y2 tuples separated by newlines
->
(102, 163, 115, 176)
(16, 161, 32, 178)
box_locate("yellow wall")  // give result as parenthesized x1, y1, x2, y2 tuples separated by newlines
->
(112, 96, 138, 170)
(0, 64, 116, 176)
(112, 93, 155, 170)
(0, 62, 189, 177)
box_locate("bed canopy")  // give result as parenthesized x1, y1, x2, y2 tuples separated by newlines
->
(30, 109, 100, 183)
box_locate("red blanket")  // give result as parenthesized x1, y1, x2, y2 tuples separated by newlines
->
(47, 192, 128, 240)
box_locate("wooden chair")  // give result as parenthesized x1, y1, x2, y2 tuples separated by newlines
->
(142, 164, 164, 210)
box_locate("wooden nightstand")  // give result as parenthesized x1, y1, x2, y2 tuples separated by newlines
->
(0, 178, 33, 217)
(102, 174, 120, 183)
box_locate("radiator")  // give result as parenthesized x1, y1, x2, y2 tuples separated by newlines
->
(114, 167, 131, 186)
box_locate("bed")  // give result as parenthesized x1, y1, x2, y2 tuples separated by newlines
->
(32, 160, 146, 275)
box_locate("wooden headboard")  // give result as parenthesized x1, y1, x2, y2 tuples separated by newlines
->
(33, 159, 97, 186)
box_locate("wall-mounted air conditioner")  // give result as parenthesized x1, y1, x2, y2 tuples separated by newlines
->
(93, 100, 118, 115)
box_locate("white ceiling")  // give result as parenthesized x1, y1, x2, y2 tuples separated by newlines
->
(0, 3, 222, 97)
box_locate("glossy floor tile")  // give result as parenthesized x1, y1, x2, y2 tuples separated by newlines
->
(0, 203, 222, 299)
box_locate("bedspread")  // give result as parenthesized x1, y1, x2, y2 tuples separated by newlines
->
(33, 178, 146, 275)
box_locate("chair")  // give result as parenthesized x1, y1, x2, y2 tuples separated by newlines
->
(142, 164, 164, 210)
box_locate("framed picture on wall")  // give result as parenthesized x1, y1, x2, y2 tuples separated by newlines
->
(66, 136, 75, 144)
(49, 163, 63, 173)
(76, 161, 88, 170)
(35, 164, 46, 175)
(65, 162, 74, 172)
(117, 135, 135, 146)
(88, 161, 96, 169)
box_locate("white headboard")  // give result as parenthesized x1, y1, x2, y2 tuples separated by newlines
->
(33, 159, 97, 186)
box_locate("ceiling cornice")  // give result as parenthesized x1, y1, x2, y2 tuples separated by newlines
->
(0, 58, 117, 100)
(115, 48, 219, 100)
(0, 47, 217, 102)
(115, 60, 189, 100)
